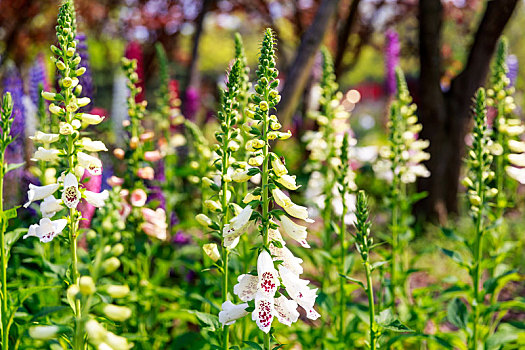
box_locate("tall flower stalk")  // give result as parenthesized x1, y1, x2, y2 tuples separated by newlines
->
(0, 92, 21, 350)
(373, 67, 429, 308)
(353, 190, 377, 349)
(464, 88, 494, 349)
(217, 29, 319, 349)
(197, 59, 244, 349)
(23, 1, 109, 348)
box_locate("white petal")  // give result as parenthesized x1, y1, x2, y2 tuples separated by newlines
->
(233, 274, 258, 302)
(218, 301, 249, 326)
(84, 190, 109, 208)
(257, 251, 279, 297)
(274, 295, 299, 326)
(40, 195, 63, 218)
(252, 295, 274, 333)
(24, 183, 60, 208)
(280, 215, 310, 248)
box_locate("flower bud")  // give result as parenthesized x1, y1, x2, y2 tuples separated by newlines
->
(469, 195, 482, 207)
(79, 276, 96, 295)
(102, 257, 121, 274)
(85, 320, 106, 344)
(66, 47, 76, 57)
(49, 104, 62, 115)
(259, 101, 269, 111)
(29, 325, 60, 340)
(62, 77, 73, 88)
(77, 97, 91, 107)
(41, 91, 57, 101)
(76, 67, 86, 76)
(203, 243, 221, 262)
(56, 60, 66, 71)
(204, 200, 222, 212)
(106, 285, 130, 298)
(59, 123, 74, 135)
(113, 148, 125, 160)
(196, 213, 212, 227)
(103, 304, 132, 322)
(249, 155, 264, 166)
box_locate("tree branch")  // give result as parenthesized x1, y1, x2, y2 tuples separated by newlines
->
(334, 0, 362, 77)
(277, 0, 341, 125)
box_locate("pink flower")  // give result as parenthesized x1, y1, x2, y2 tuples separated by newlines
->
(144, 150, 162, 162)
(137, 167, 155, 180)
(113, 148, 125, 160)
(141, 208, 168, 240)
(130, 189, 147, 207)
(120, 189, 129, 199)
(140, 131, 155, 142)
(107, 176, 124, 187)
(119, 200, 132, 220)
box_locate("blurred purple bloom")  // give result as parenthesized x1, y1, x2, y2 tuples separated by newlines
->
(148, 186, 166, 209)
(506, 54, 518, 87)
(77, 33, 94, 104)
(183, 87, 199, 120)
(170, 211, 179, 227)
(172, 231, 190, 245)
(28, 54, 49, 107)
(3, 68, 25, 161)
(384, 29, 400, 96)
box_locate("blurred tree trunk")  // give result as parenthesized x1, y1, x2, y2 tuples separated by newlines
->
(417, 0, 518, 223)
(186, 0, 213, 90)
(277, 0, 341, 125)
(334, 0, 362, 77)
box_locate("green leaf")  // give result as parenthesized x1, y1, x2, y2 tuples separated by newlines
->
(440, 248, 468, 268)
(5, 228, 27, 256)
(447, 298, 468, 329)
(339, 274, 365, 289)
(371, 261, 389, 270)
(30, 306, 69, 321)
(485, 328, 519, 350)
(243, 341, 263, 350)
(2, 206, 19, 220)
(376, 308, 414, 333)
(5, 162, 25, 174)
(186, 310, 221, 332)
(483, 269, 520, 296)
(441, 227, 465, 243)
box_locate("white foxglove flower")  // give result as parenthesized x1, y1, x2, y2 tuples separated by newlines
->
(284, 203, 314, 223)
(257, 250, 279, 297)
(218, 301, 249, 325)
(233, 274, 259, 301)
(29, 131, 59, 143)
(24, 183, 60, 208)
(59, 122, 74, 135)
(275, 174, 299, 190)
(243, 192, 261, 204)
(233, 274, 258, 301)
(508, 153, 525, 167)
(274, 295, 300, 326)
(32, 147, 60, 162)
(40, 195, 63, 218)
(279, 215, 309, 248)
(78, 152, 102, 175)
(232, 170, 253, 182)
(252, 295, 274, 333)
(508, 140, 525, 153)
(271, 156, 288, 177)
(279, 265, 320, 320)
(223, 205, 253, 249)
(506, 165, 525, 184)
(81, 138, 108, 152)
(62, 173, 81, 208)
(23, 217, 67, 243)
(80, 113, 105, 125)
(269, 245, 303, 276)
(272, 188, 292, 208)
(84, 190, 109, 208)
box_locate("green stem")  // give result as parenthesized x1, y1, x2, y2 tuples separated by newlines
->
(339, 193, 347, 339)
(261, 94, 270, 350)
(390, 184, 399, 308)
(0, 151, 8, 350)
(364, 261, 376, 350)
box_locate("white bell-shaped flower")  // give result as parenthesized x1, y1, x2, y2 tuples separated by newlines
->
(279, 265, 320, 320)
(40, 195, 63, 218)
(274, 295, 300, 326)
(32, 147, 60, 162)
(218, 301, 249, 325)
(279, 215, 309, 248)
(84, 190, 109, 208)
(233, 274, 258, 301)
(61, 173, 81, 208)
(223, 205, 253, 249)
(23, 217, 67, 243)
(257, 250, 279, 297)
(24, 183, 60, 208)
(78, 152, 102, 175)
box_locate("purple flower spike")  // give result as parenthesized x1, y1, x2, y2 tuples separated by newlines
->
(3, 68, 26, 160)
(506, 54, 518, 87)
(183, 87, 200, 120)
(385, 29, 400, 96)
(76, 33, 94, 104)
(28, 54, 50, 107)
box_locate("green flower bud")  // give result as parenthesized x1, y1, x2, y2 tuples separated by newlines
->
(102, 257, 121, 274)
(79, 276, 96, 295)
